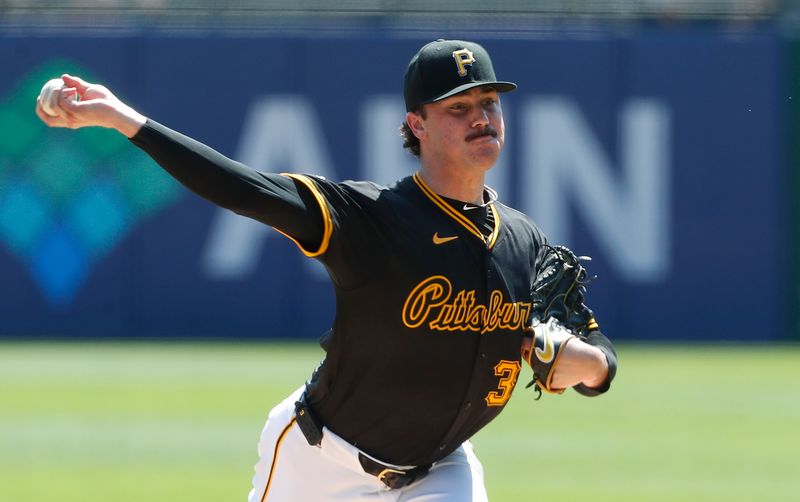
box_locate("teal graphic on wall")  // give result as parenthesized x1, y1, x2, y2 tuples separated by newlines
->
(0, 61, 183, 306)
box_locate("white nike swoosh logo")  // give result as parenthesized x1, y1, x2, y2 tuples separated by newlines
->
(534, 327, 555, 363)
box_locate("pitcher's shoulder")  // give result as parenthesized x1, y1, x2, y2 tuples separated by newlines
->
(494, 202, 545, 235)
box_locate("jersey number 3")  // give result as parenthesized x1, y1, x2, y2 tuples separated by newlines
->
(484, 360, 521, 407)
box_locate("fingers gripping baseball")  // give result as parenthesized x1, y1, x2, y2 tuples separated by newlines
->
(36, 74, 116, 128)
(35, 74, 146, 137)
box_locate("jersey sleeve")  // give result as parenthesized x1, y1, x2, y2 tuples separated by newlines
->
(129, 119, 328, 255)
(287, 177, 387, 289)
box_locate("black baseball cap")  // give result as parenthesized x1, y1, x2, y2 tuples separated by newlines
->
(403, 39, 517, 112)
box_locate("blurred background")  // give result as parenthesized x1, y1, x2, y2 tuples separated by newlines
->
(1, 0, 799, 342)
(1, 2, 799, 502)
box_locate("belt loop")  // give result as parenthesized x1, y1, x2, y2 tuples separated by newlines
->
(294, 392, 323, 446)
(294, 391, 431, 489)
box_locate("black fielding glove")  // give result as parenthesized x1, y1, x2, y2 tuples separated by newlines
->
(524, 244, 616, 397)
(531, 245, 598, 336)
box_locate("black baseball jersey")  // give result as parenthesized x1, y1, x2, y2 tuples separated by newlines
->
(131, 120, 548, 467)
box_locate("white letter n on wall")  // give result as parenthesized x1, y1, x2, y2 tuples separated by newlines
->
(521, 97, 671, 282)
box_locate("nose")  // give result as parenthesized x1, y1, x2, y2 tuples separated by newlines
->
(471, 107, 490, 128)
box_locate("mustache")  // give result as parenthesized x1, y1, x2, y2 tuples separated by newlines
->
(465, 126, 498, 141)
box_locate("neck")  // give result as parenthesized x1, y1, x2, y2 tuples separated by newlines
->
(417, 164, 486, 205)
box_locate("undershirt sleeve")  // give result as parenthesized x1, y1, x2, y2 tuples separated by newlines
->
(573, 330, 618, 396)
(128, 119, 326, 253)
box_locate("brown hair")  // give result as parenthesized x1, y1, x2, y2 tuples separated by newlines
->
(399, 107, 426, 158)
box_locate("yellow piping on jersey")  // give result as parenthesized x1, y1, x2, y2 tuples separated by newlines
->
(487, 206, 500, 248)
(279, 173, 333, 257)
(260, 418, 297, 502)
(412, 173, 500, 248)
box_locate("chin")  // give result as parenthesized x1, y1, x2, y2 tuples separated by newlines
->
(469, 146, 502, 169)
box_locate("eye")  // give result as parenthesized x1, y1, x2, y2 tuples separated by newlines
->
(450, 103, 467, 112)
(482, 97, 497, 107)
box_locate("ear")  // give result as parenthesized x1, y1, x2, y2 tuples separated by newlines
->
(405, 111, 425, 140)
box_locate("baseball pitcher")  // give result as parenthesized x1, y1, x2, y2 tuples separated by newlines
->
(36, 39, 618, 501)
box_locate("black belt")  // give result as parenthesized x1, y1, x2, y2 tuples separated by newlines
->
(357, 453, 430, 490)
(294, 394, 430, 490)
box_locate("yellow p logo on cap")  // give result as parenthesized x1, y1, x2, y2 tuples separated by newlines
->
(452, 48, 475, 77)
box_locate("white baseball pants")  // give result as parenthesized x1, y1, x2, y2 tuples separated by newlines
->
(248, 387, 489, 502)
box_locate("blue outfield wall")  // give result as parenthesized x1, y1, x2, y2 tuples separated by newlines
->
(0, 26, 788, 340)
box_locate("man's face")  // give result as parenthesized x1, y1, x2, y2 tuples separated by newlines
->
(413, 86, 505, 172)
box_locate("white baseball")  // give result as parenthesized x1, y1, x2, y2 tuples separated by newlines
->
(38, 78, 66, 117)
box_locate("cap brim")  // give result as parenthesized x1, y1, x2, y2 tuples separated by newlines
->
(428, 81, 517, 104)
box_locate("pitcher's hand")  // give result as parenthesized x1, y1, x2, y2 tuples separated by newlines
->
(35, 74, 146, 138)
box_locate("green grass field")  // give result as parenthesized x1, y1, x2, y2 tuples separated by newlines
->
(1, 342, 798, 501)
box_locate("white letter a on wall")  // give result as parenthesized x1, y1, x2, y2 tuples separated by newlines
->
(202, 96, 335, 279)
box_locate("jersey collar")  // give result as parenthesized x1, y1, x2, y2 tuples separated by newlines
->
(412, 173, 501, 248)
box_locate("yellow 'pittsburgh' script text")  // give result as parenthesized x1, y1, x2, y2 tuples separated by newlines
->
(402, 276, 531, 333)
